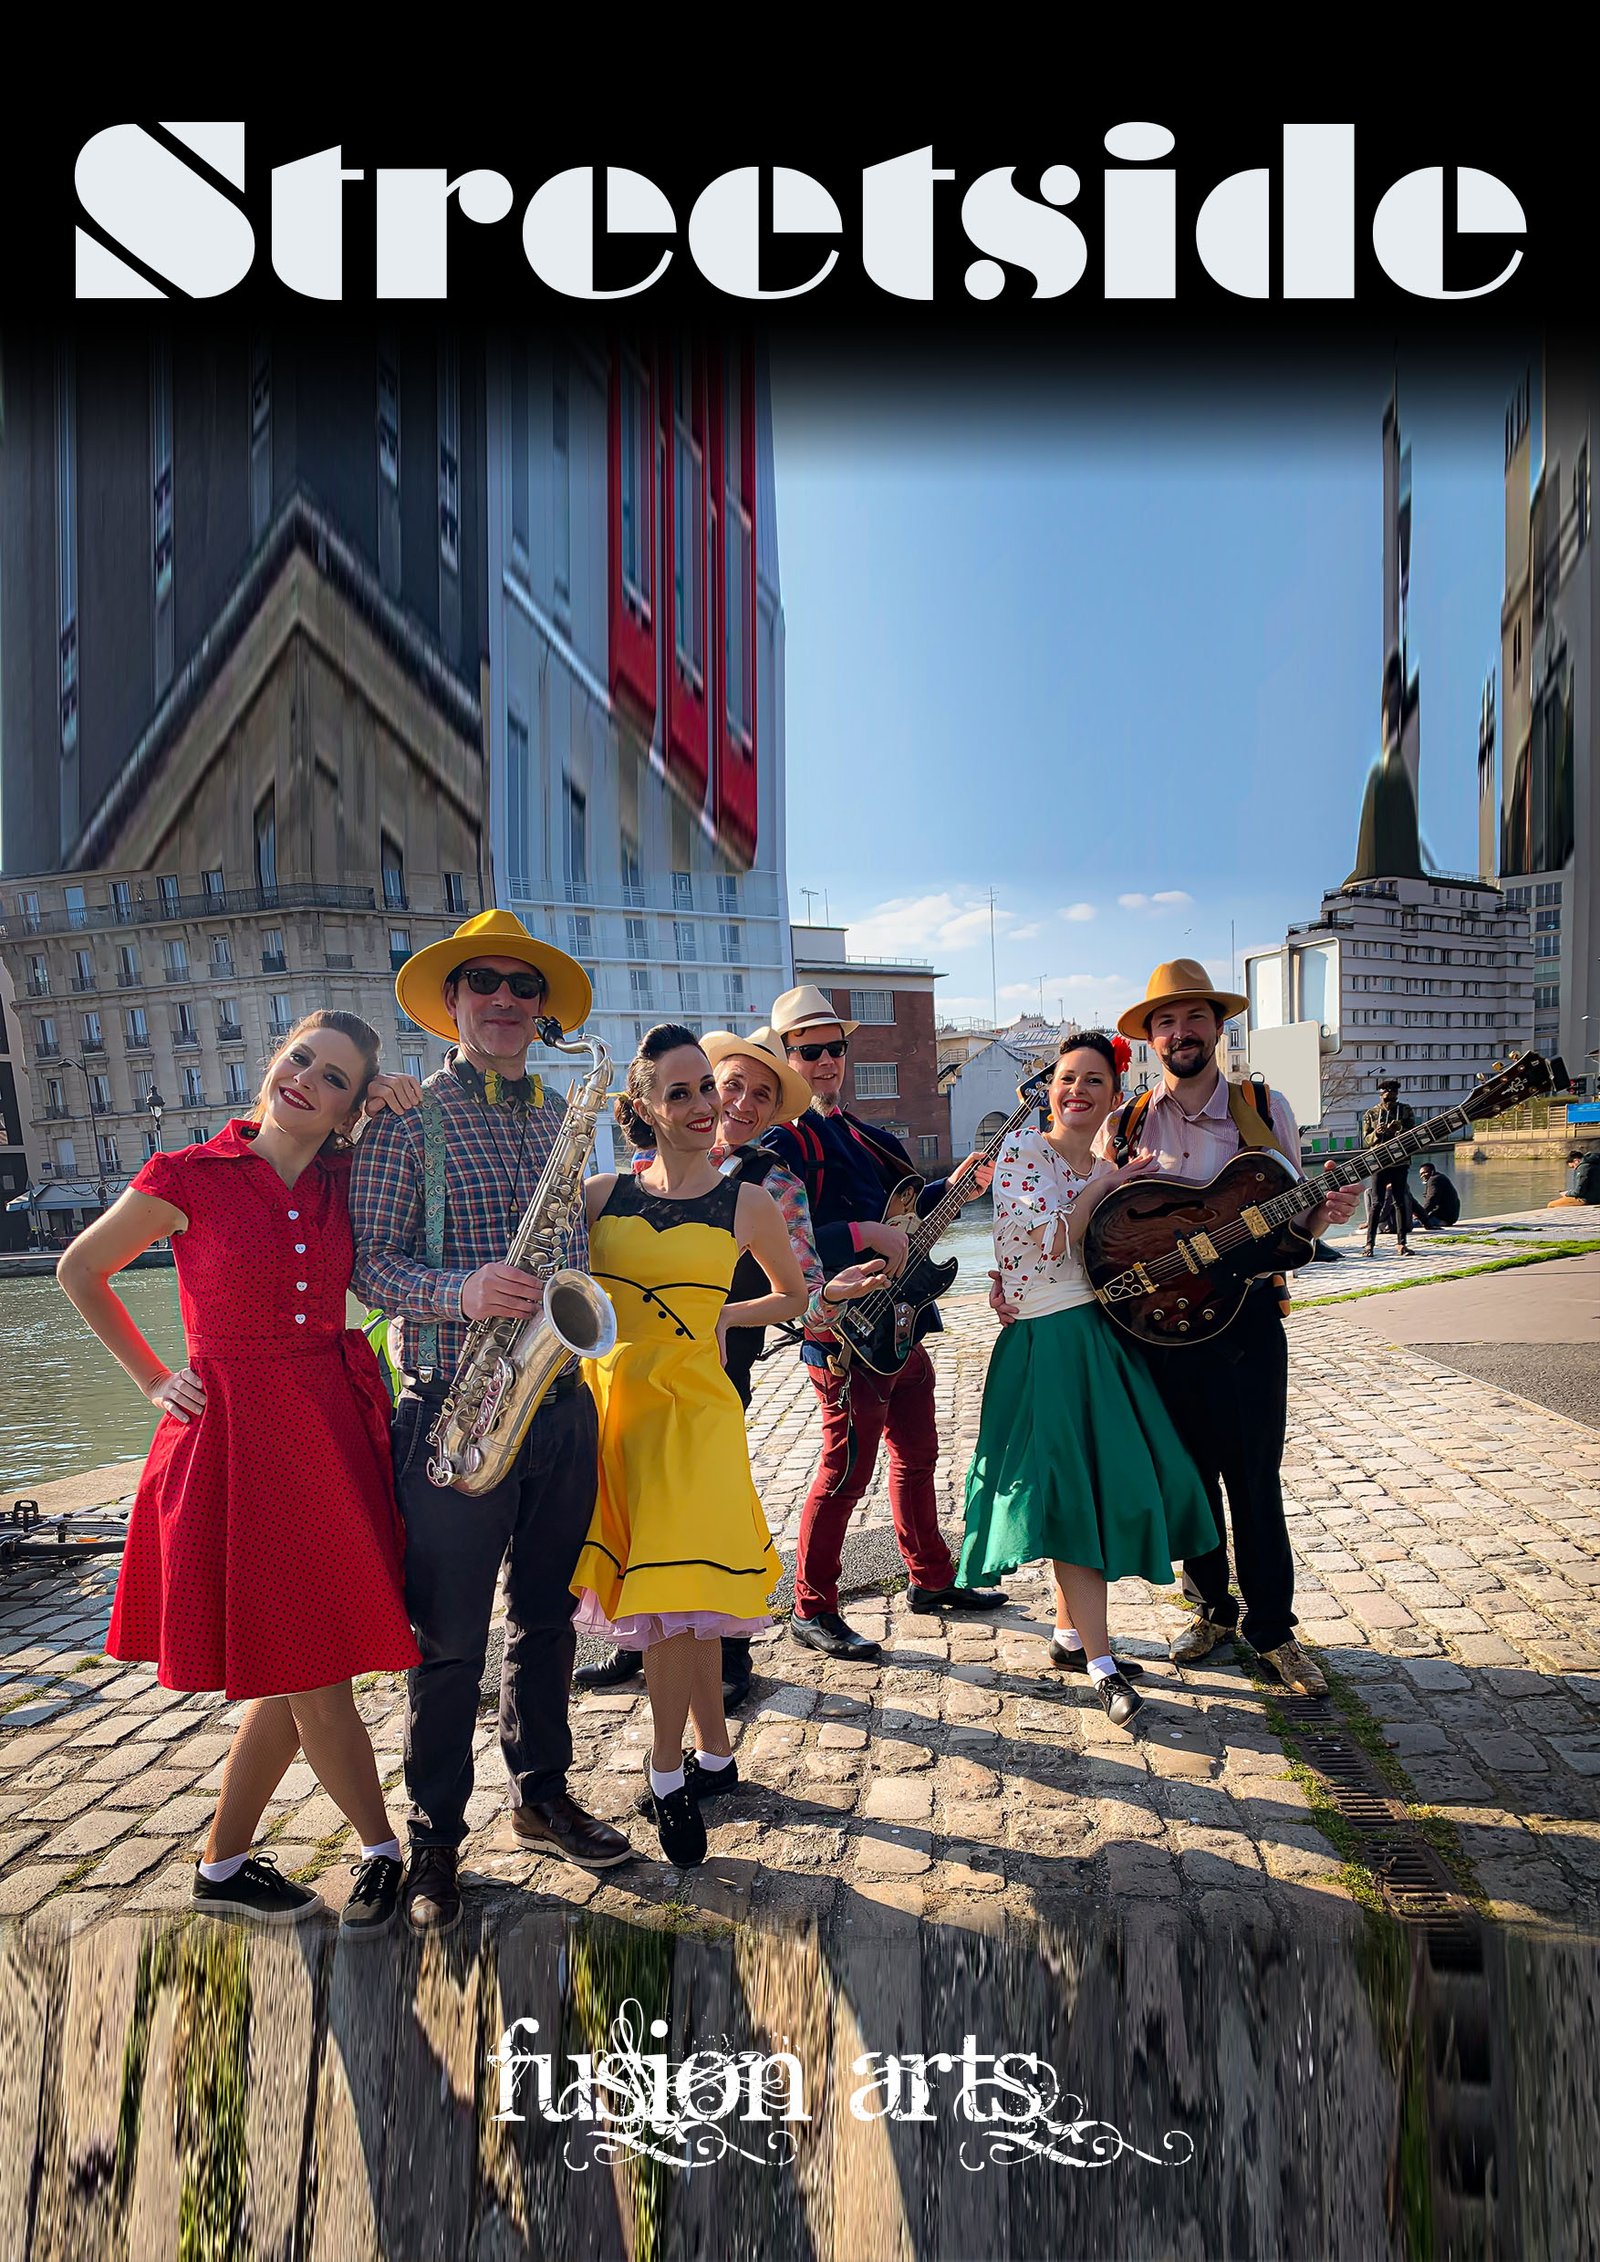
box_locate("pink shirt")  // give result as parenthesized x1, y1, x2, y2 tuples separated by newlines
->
(1091, 1075, 1303, 1183)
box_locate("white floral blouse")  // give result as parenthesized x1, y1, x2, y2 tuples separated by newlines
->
(992, 1128, 1100, 1321)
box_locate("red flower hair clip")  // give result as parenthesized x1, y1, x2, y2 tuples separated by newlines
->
(1110, 1034, 1132, 1075)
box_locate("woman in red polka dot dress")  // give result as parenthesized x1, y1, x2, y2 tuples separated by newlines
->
(58, 1011, 423, 1932)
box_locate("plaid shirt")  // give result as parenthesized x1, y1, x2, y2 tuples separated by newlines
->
(349, 1053, 588, 1379)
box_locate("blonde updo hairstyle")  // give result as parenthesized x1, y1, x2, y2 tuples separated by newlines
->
(613, 1022, 706, 1150)
(253, 1009, 383, 1151)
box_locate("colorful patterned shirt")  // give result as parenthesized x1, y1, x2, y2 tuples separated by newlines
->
(991, 1129, 1098, 1321)
(349, 1052, 588, 1379)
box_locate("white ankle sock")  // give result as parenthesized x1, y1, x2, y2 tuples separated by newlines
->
(198, 1851, 248, 1883)
(1087, 1655, 1118, 1682)
(650, 1764, 686, 1799)
(361, 1837, 401, 1862)
(1054, 1627, 1084, 1650)
(694, 1748, 734, 1771)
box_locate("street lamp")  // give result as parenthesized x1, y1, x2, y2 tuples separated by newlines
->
(61, 1054, 110, 1212)
(147, 1086, 166, 1152)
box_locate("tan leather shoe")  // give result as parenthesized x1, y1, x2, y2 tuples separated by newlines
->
(1258, 1639, 1328, 1698)
(1169, 1615, 1235, 1665)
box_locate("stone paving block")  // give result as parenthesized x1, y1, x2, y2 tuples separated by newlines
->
(86, 1837, 177, 1888)
(1401, 1759, 1495, 1804)
(1103, 1842, 1178, 1897)
(1382, 1724, 1451, 1756)
(0, 1825, 47, 1871)
(1546, 1740, 1600, 1777)
(43, 1808, 134, 1858)
(137, 1795, 215, 1838)
(1473, 1733, 1549, 1774)
(0, 1862, 76, 1915)
(100, 1768, 202, 1811)
(853, 1832, 932, 1879)
(816, 1724, 868, 1750)
(1453, 1635, 1526, 1666)
(861, 1777, 932, 1822)
(125, 1858, 201, 1914)
(1351, 1594, 1417, 1630)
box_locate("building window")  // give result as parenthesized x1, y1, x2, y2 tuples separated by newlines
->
(99, 1134, 120, 1172)
(174, 1004, 198, 1046)
(855, 1063, 899, 1099)
(724, 358, 753, 748)
(382, 835, 406, 910)
(74, 947, 95, 988)
(506, 714, 531, 898)
(719, 921, 742, 963)
(552, 351, 571, 605)
(269, 994, 293, 1038)
(27, 955, 48, 996)
(621, 838, 645, 904)
(163, 939, 189, 981)
(158, 874, 180, 910)
(182, 1066, 204, 1107)
(261, 929, 286, 973)
(81, 1011, 104, 1050)
(226, 1062, 249, 1102)
(43, 1076, 65, 1115)
(445, 871, 467, 914)
(850, 989, 895, 1026)
(678, 971, 701, 1016)
(118, 943, 140, 985)
(254, 793, 277, 897)
(629, 967, 653, 1011)
(722, 972, 746, 1015)
(57, 349, 78, 758)
(919, 1135, 941, 1163)
(56, 1138, 77, 1173)
(619, 349, 652, 617)
(210, 937, 233, 976)
(438, 344, 460, 573)
(142, 1129, 159, 1161)
(672, 871, 694, 910)
(217, 999, 241, 1038)
(715, 873, 738, 913)
(389, 927, 411, 970)
(673, 920, 697, 962)
(203, 868, 225, 900)
(152, 341, 174, 692)
(564, 781, 587, 898)
(1534, 984, 1559, 1009)
(125, 1007, 149, 1048)
(89, 1072, 112, 1112)
(568, 913, 593, 958)
(402, 1052, 425, 1082)
(1535, 881, 1563, 905)
(625, 917, 649, 960)
(18, 890, 42, 929)
(36, 1017, 60, 1057)
(249, 340, 272, 542)
(672, 350, 704, 687)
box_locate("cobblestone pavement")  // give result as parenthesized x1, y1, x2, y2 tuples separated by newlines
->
(4, 1278, 1600, 1938)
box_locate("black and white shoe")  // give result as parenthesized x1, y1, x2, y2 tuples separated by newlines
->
(191, 1853, 321, 1924)
(650, 1777, 708, 1869)
(634, 1752, 742, 1818)
(1048, 1637, 1145, 1680)
(341, 1853, 404, 1934)
(1095, 1673, 1145, 1731)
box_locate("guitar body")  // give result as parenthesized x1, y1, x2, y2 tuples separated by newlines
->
(1084, 1149, 1315, 1349)
(831, 1174, 962, 1375)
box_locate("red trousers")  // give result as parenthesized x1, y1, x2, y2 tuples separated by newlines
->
(795, 1343, 956, 1615)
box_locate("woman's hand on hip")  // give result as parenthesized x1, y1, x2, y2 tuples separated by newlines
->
(146, 1365, 206, 1423)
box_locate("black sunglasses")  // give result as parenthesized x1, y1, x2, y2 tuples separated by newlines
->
(790, 1039, 848, 1061)
(453, 965, 546, 1001)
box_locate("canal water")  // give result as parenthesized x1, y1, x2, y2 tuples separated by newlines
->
(0, 1154, 1573, 1495)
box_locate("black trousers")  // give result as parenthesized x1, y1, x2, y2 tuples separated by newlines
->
(1366, 1165, 1412, 1246)
(1135, 1288, 1295, 1653)
(392, 1377, 598, 1849)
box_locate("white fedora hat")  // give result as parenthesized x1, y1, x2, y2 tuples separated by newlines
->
(770, 982, 858, 1041)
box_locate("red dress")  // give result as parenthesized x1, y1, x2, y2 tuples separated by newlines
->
(106, 1120, 421, 1699)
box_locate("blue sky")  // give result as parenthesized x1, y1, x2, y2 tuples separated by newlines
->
(772, 355, 1530, 1028)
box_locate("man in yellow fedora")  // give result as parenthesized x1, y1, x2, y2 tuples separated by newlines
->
(350, 910, 631, 1927)
(1090, 958, 1361, 1697)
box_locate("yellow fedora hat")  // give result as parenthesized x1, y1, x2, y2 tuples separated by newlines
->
(700, 1026, 814, 1123)
(1116, 956, 1248, 1042)
(394, 910, 592, 1041)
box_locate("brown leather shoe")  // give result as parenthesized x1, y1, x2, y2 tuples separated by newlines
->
(511, 1793, 633, 1869)
(402, 1845, 462, 1934)
(1258, 1639, 1328, 1699)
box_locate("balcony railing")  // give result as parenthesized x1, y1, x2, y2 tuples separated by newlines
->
(34, 1043, 62, 1061)
(261, 953, 287, 973)
(117, 969, 142, 987)
(216, 1023, 244, 1043)
(0, 881, 379, 940)
(42, 1105, 71, 1121)
(268, 1020, 293, 1041)
(172, 1033, 200, 1051)
(25, 977, 50, 997)
(324, 953, 353, 970)
(71, 975, 98, 991)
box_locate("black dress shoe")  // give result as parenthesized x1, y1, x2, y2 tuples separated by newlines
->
(721, 1636, 753, 1707)
(905, 1584, 1006, 1613)
(402, 1846, 462, 1934)
(633, 1751, 742, 1817)
(573, 1646, 643, 1692)
(1048, 1637, 1145, 1679)
(649, 1771, 708, 1869)
(1095, 1672, 1145, 1730)
(788, 1610, 882, 1661)
(511, 1793, 633, 1869)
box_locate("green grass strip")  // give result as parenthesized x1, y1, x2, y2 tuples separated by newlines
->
(1294, 1238, 1599, 1309)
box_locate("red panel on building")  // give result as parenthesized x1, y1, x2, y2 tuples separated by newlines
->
(711, 341, 759, 867)
(607, 343, 657, 733)
(661, 344, 710, 808)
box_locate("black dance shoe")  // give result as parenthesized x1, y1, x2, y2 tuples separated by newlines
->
(646, 1763, 708, 1868)
(905, 1583, 1006, 1613)
(788, 1610, 882, 1661)
(1095, 1673, 1145, 1730)
(1048, 1637, 1145, 1679)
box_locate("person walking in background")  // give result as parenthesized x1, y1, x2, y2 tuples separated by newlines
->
(960, 1032, 1218, 1731)
(1413, 1160, 1461, 1229)
(1361, 1077, 1416, 1255)
(59, 1014, 423, 1931)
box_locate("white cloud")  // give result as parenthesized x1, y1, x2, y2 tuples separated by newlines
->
(846, 891, 1022, 959)
(1118, 890, 1194, 913)
(1009, 920, 1043, 942)
(1060, 902, 1096, 922)
(1152, 889, 1194, 907)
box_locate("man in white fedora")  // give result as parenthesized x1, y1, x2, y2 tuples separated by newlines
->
(1086, 958, 1361, 1697)
(763, 983, 1004, 1662)
(351, 910, 633, 1930)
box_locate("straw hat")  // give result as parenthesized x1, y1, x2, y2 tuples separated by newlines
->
(1116, 957, 1248, 1042)
(700, 1026, 814, 1123)
(394, 909, 592, 1041)
(770, 982, 858, 1040)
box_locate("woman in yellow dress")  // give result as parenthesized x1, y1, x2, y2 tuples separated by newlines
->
(572, 1023, 806, 1867)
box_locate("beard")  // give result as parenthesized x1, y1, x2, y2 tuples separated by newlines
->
(1160, 1037, 1211, 1073)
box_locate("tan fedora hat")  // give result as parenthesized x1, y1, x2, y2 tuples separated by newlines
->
(701, 1026, 814, 1124)
(770, 982, 858, 1041)
(394, 909, 592, 1041)
(1116, 957, 1248, 1042)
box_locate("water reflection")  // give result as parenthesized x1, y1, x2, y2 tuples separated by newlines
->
(0, 1268, 184, 1489)
(11, 1897, 1594, 2259)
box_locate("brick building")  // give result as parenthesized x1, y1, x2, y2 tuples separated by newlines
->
(788, 924, 950, 1170)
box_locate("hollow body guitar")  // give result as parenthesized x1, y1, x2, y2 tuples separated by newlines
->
(1083, 1051, 1567, 1350)
(827, 1067, 1051, 1376)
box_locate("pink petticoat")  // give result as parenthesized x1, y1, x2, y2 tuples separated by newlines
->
(571, 1590, 771, 1652)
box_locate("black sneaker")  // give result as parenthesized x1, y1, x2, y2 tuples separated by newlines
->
(573, 1646, 643, 1692)
(191, 1852, 321, 1925)
(789, 1610, 882, 1661)
(1048, 1637, 1145, 1680)
(1095, 1672, 1145, 1730)
(341, 1852, 403, 1934)
(650, 1772, 708, 1869)
(633, 1752, 741, 1817)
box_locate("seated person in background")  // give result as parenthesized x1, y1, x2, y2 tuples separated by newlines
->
(1413, 1161, 1461, 1229)
(1563, 1146, 1600, 1205)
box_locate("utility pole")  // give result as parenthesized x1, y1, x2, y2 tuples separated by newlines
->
(1230, 918, 1237, 995)
(989, 888, 998, 1029)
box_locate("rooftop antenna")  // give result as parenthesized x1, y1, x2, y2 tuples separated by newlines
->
(800, 887, 820, 921)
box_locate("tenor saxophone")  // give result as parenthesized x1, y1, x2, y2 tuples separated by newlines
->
(426, 1019, 618, 1493)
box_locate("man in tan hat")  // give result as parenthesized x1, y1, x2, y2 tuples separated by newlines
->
(763, 984, 1004, 1662)
(350, 911, 631, 1927)
(1089, 959, 1361, 1697)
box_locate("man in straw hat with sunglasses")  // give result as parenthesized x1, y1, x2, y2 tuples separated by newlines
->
(1083, 958, 1361, 1697)
(764, 984, 1006, 1663)
(351, 911, 632, 1931)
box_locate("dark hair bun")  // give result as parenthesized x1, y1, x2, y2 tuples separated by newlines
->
(612, 1091, 654, 1147)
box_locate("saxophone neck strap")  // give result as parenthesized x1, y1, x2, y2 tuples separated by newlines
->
(413, 1085, 449, 1381)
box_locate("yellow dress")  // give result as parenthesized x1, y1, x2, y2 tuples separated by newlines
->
(571, 1172, 782, 1646)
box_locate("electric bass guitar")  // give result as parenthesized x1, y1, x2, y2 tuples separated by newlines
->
(827, 1067, 1051, 1375)
(1082, 1051, 1569, 1349)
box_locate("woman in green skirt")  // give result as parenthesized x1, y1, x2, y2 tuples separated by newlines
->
(958, 1032, 1217, 1728)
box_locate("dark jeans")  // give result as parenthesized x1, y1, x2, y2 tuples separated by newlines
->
(1366, 1165, 1413, 1246)
(795, 1343, 956, 1615)
(392, 1377, 598, 1849)
(1136, 1288, 1295, 1653)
